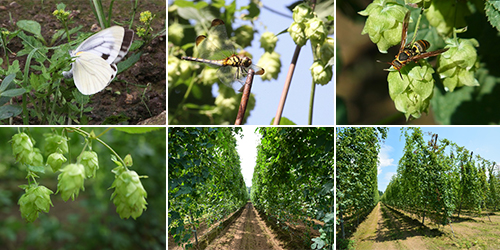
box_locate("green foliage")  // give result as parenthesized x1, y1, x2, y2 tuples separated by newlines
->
(0, 2, 154, 124)
(381, 128, 499, 226)
(1, 127, 166, 249)
(336, 127, 387, 241)
(168, 0, 262, 124)
(11, 128, 154, 221)
(169, 0, 333, 124)
(358, 0, 500, 123)
(486, 1, 500, 32)
(168, 127, 248, 249)
(251, 128, 333, 250)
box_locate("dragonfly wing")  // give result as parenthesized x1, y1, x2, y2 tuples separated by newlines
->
(217, 66, 238, 86)
(250, 64, 265, 75)
(197, 19, 235, 60)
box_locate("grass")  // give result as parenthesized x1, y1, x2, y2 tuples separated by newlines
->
(343, 203, 500, 250)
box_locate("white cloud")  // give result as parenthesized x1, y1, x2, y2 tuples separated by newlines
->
(384, 172, 397, 181)
(236, 127, 260, 187)
(378, 144, 395, 175)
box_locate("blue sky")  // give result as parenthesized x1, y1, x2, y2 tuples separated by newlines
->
(170, 0, 334, 125)
(378, 127, 500, 192)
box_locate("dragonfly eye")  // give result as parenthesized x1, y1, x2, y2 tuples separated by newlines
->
(240, 56, 252, 67)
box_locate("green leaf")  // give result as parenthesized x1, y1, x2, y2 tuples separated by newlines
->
(336, 96, 348, 125)
(0, 105, 22, 120)
(311, 237, 325, 249)
(270, 116, 296, 125)
(110, 154, 123, 167)
(0, 74, 16, 92)
(17, 20, 46, 44)
(1, 88, 26, 97)
(117, 51, 142, 74)
(114, 127, 164, 134)
(27, 164, 45, 174)
(486, 2, 500, 32)
(175, 186, 192, 197)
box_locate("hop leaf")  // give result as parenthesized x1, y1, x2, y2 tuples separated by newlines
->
(10, 132, 34, 165)
(78, 151, 99, 178)
(124, 154, 133, 167)
(57, 164, 85, 201)
(18, 185, 54, 222)
(110, 170, 148, 219)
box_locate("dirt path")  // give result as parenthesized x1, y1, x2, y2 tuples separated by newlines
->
(353, 203, 441, 250)
(349, 202, 500, 250)
(206, 202, 283, 250)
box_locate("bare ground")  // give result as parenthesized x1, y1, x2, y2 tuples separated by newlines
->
(169, 202, 320, 250)
(349, 202, 500, 250)
(205, 202, 280, 250)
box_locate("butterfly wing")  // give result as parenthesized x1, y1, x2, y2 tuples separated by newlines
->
(64, 26, 134, 95)
(73, 26, 134, 65)
(72, 52, 117, 95)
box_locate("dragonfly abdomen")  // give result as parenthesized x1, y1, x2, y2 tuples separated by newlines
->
(181, 56, 225, 67)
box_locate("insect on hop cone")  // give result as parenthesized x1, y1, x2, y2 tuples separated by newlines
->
(110, 170, 148, 219)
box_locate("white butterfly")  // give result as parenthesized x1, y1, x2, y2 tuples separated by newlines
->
(62, 26, 134, 95)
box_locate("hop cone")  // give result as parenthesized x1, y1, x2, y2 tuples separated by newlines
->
(47, 152, 67, 172)
(57, 164, 85, 201)
(110, 170, 147, 219)
(78, 151, 99, 178)
(44, 134, 69, 154)
(11, 132, 34, 165)
(18, 185, 54, 222)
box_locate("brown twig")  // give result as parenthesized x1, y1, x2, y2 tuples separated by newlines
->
(234, 69, 255, 125)
(273, 45, 302, 125)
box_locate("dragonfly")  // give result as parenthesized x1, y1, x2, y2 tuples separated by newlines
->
(181, 19, 265, 92)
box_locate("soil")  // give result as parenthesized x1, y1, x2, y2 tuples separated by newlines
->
(205, 202, 278, 250)
(0, 0, 166, 124)
(348, 202, 500, 250)
(169, 202, 320, 250)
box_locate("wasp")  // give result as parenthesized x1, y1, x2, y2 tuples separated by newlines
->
(379, 11, 449, 79)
